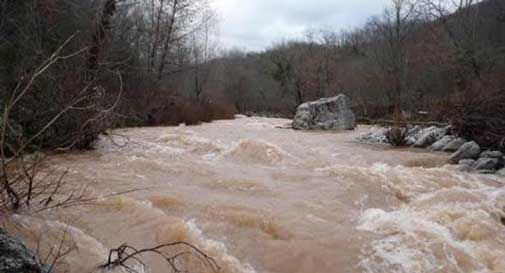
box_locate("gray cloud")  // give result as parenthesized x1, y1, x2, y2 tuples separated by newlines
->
(211, 0, 391, 51)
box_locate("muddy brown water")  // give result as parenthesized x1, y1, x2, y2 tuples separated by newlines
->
(6, 117, 505, 273)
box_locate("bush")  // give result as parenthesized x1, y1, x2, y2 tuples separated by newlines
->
(205, 100, 237, 121)
(145, 96, 237, 127)
(386, 126, 409, 147)
(449, 89, 505, 151)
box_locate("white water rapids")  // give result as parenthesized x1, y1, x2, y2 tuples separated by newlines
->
(5, 116, 505, 273)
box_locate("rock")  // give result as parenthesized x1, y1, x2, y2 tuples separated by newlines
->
(0, 229, 46, 273)
(474, 158, 500, 171)
(456, 164, 474, 173)
(497, 168, 505, 177)
(431, 136, 455, 151)
(292, 95, 356, 130)
(357, 130, 388, 144)
(413, 126, 448, 148)
(441, 137, 467, 152)
(480, 150, 504, 159)
(459, 159, 476, 167)
(405, 125, 422, 145)
(457, 159, 476, 173)
(449, 141, 481, 164)
(407, 125, 422, 136)
(405, 136, 417, 146)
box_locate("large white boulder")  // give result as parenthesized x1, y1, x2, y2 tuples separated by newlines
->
(292, 95, 356, 130)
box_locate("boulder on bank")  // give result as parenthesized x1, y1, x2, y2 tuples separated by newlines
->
(441, 137, 467, 152)
(357, 128, 388, 143)
(405, 126, 422, 145)
(449, 141, 481, 164)
(413, 126, 448, 148)
(431, 135, 455, 151)
(474, 157, 501, 172)
(459, 159, 476, 166)
(0, 229, 46, 273)
(480, 150, 504, 159)
(292, 95, 356, 130)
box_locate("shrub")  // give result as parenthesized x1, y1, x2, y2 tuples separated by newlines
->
(386, 126, 409, 147)
(145, 96, 237, 127)
(205, 100, 237, 120)
(449, 89, 505, 151)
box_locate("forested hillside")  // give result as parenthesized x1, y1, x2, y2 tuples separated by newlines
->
(181, 0, 505, 121)
(1, 0, 504, 152)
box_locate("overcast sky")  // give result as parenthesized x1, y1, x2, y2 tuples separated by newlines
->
(210, 0, 391, 52)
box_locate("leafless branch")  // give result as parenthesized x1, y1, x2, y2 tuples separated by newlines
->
(100, 242, 220, 273)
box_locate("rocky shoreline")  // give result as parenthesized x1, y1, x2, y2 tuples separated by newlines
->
(358, 125, 505, 175)
(0, 228, 47, 273)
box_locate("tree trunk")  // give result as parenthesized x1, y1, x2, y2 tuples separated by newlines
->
(157, 0, 178, 81)
(86, 0, 116, 80)
(148, 0, 164, 73)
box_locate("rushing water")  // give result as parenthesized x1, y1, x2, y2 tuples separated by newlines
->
(6, 116, 505, 273)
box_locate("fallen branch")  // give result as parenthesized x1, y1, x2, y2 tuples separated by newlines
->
(100, 242, 220, 273)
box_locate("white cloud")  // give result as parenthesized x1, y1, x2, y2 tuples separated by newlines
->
(210, 0, 391, 51)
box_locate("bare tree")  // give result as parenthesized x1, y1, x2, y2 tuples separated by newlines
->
(367, 0, 419, 111)
(87, 0, 117, 77)
(188, 7, 218, 99)
(0, 34, 123, 213)
(417, 0, 499, 89)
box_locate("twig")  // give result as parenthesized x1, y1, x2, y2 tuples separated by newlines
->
(101, 242, 220, 273)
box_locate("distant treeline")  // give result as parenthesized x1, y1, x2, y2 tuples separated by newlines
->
(182, 0, 505, 121)
(1, 0, 504, 151)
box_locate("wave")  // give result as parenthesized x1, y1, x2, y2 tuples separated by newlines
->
(157, 133, 223, 155)
(95, 196, 257, 273)
(221, 139, 296, 166)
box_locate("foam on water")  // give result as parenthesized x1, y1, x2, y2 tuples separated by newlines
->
(95, 134, 187, 160)
(368, 163, 493, 202)
(358, 179, 505, 273)
(185, 219, 258, 273)
(157, 133, 224, 155)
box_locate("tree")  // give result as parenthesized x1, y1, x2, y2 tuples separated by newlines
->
(418, 0, 504, 91)
(367, 0, 419, 111)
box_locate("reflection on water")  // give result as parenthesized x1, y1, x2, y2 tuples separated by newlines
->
(6, 117, 505, 273)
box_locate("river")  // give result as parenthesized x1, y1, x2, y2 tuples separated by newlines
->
(6, 116, 505, 273)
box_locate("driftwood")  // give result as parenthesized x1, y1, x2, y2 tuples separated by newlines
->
(357, 118, 449, 127)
